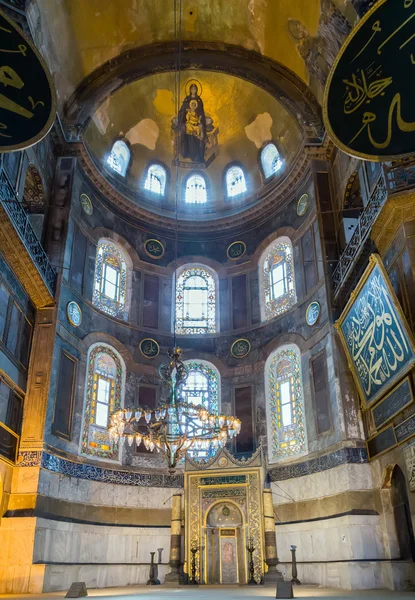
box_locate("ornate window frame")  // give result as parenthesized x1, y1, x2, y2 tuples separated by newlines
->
(179, 360, 221, 460)
(265, 344, 307, 464)
(259, 141, 284, 180)
(143, 161, 169, 197)
(92, 238, 131, 320)
(174, 264, 219, 335)
(80, 343, 125, 461)
(105, 137, 132, 178)
(259, 236, 296, 322)
(184, 171, 209, 204)
(224, 163, 247, 198)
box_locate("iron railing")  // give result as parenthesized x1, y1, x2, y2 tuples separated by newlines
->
(332, 174, 387, 299)
(384, 157, 415, 194)
(0, 169, 56, 296)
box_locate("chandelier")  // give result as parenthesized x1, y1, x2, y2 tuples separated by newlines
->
(109, 347, 241, 472)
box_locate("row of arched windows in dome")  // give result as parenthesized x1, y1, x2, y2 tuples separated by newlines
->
(81, 343, 307, 463)
(105, 140, 283, 201)
(92, 237, 296, 330)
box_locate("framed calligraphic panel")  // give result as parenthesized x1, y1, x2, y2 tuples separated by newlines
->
(323, 0, 415, 161)
(335, 254, 415, 408)
(0, 10, 56, 151)
(372, 376, 414, 429)
(395, 412, 415, 444)
(367, 424, 397, 460)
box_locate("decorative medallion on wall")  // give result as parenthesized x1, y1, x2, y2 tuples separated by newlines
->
(139, 338, 160, 359)
(323, 0, 415, 160)
(306, 301, 321, 326)
(227, 240, 246, 261)
(297, 193, 309, 217)
(80, 193, 93, 215)
(67, 301, 82, 327)
(144, 239, 165, 260)
(218, 456, 229, 467)
(230, 338, 251, 359)
(0, 10, 56, 152)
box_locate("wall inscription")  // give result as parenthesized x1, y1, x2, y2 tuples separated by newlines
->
(372, 377, 413, 429)
(324, 0, 415, 160)
(0, 10, 56, 151)
(336, 254, 415, 407)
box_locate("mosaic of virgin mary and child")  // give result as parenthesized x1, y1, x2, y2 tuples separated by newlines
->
(172, 80, 218, 166)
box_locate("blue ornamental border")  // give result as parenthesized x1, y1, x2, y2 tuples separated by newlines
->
(269, 447, 368, 482)
(40, 452, 184, 488)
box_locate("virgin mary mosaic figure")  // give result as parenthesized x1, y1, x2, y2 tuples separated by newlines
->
(177, 80, 207, 163)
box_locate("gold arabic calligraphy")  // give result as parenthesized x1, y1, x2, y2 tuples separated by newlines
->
(342, 0, 415, 153)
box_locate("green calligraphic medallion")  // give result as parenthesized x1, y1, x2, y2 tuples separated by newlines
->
(227, 240, 246, 261)
(335, 254, 415, 408)
(306, 301, 321, 326)
(0, 10, 56, 152)
(67, 301, 82, 327)
(324, 0, 415, 160)
(139, 338, 160, 359)
(297, 194, 309, 217)
(80, 193, 93, 216)
(230, 338, 251, 359)
(144, 239, 165, 260)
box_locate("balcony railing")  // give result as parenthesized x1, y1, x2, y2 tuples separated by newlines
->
(0, 169, 56, 296)
(332, 175, 387, 299)
(384, 157, 415, 193)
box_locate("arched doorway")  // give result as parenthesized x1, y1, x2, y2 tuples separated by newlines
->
(391, 465, 415, 560)
(204, 502, 246, 584)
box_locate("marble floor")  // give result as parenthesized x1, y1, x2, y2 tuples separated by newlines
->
(1, 586, 414, 600)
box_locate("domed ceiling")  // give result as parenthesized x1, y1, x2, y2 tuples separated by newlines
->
(30, 0, 357, 227)
(84, 70, 302, 216)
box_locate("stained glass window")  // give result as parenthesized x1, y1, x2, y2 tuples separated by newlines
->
(106, 139, 130, 177)
(178, 361, 219, 460)
(266, 346, 306, 462)
(261, 143, 283, 179)
(226, 165, 247, 198)
(81, 345, 124, 460)
(175, 266, 216, 334)
(261, 239, 296, 321)
(144, 163, 167, 196)
(185, 173, 207, 204)
(93, 241, 128, 319)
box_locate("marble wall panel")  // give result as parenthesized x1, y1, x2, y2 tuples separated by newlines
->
(275, 514, 385, 564)
(37, 469, 176, 510)
(271, 462, 373, 506)
(34, 518, 170, 568)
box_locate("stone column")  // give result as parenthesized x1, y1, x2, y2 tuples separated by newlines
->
(263, 488, 283, 584)
(164, 492, 182, 586)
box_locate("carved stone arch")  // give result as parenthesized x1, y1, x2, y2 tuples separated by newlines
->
(63, 42, 322, 139)
(382, 463, 398, 489)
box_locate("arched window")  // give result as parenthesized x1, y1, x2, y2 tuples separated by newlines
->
(106, 139, 131, 177)
(144, 163, 167, 196)
(175, 266, 217, 334)
(93, 240, 129, 319)
(226, 165, 247, 198)
(81, 344, 124, 460)
(265, 345, 307, 463)
(178, 361, 220, 460)
(260, 238, 296, 321)
(261, 143, 283, 179)
(185, 173, 207, 204)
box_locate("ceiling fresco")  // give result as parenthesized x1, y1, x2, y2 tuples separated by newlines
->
(28, 0, 358, 109)
(85, 70, 302, 207)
